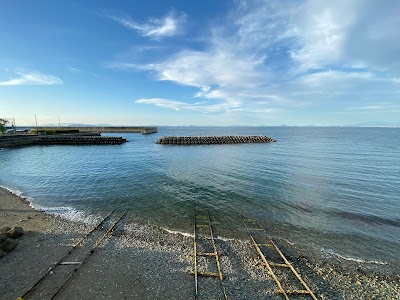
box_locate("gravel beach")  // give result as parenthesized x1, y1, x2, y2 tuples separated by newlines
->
(1, 187, 399, 299)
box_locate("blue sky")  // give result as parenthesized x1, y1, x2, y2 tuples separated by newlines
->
(1, 0, 399, 126)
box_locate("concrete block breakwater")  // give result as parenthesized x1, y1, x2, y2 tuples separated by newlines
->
(156, 135, 277, 145)
(35, 135, 127, 145)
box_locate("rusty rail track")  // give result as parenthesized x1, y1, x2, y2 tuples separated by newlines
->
(18, 208, 128, 300)
(193, 208, 228, 300)
(241, 217, 318, 300)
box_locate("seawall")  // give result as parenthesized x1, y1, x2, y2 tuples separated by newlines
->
(35, 126, 157, 134)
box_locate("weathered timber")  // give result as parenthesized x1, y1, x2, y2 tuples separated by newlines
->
(156, 135, 277, 145)
(35, 135, 127, 145)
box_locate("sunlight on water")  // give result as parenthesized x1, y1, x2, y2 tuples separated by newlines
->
(1, 127, 399, 263)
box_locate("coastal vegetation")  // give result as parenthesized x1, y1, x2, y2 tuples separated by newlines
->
(0, 118, 8, 135)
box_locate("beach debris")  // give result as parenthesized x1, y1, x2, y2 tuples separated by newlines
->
(7, 226, 24, 238)
(1, 226, 11, 233)
(0, 226, 24, 258)
(0, 232, 8, 244)
(0, 238, 19, 253)
(59, 261, 83, 265)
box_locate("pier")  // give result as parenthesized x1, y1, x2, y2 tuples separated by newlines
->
(156, 135, 277, 145)
(35, 126, 157, 134)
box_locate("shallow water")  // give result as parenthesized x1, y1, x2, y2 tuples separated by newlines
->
(1, 126, 399, 263)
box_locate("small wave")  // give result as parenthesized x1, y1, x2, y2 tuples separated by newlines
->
(1, 185, 26, 198)
(0, 185, 35, 206)
(1, 185, 96, 225)
(215, 236, 236, 242)
(38, 205, 97, 225)
(161, 227, 193, 238)
(333, 210, 400, 227)
(285, 202, 314, 213)
(321, 248, 387, 265)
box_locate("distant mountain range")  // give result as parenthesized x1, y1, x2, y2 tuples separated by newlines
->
(347, 121, 400, 127)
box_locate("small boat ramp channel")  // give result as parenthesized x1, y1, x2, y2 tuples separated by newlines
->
(15, 206, 320, 300)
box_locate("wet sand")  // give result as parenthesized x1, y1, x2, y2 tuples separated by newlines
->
(1, 187, 399, 299)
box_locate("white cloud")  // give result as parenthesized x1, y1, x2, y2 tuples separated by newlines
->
(108, 10, 186, 39)
(67, 66, 81, 73)
(0, 71, 62, 86)
(136, 98, 235, 113)
(288, 0, 358, 70)
(111, 0, 399, 121)
(288, 0, 400, 73)
(298, 70, 374, 87)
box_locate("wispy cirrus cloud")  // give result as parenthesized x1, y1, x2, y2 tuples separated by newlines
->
(0, 70, 62, 86)
(108, 1, 400, 123)
(346, 103, 400, 112)
(67, 66, 81, 73)
(136, 98, 234, 113)
(107, 10, 186, 39)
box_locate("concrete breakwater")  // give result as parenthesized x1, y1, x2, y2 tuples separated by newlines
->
(35, 135, 127, 145)
(0, 135, 39, 147)
(156, 135, 277, 145)
(35, 126, 157, 134)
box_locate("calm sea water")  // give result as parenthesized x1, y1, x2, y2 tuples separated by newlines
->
(1, 127, 399, 263)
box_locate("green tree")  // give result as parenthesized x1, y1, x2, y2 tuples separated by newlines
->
(0, 118, 9, 135)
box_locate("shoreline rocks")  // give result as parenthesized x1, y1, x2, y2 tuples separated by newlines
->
(7, 226, 24, 239)
(0, 226, 24, 257)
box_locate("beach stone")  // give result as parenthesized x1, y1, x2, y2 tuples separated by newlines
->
(0, 238, 18, 253)
(1, 226, 11, 233)
(7, 226, 24, 239)
(0, 233, 8, 244)
(0, 249, 6, 258)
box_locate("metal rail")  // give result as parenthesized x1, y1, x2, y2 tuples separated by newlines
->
(193, 208, 228, 300)
(17, 208, 127, 300)
(17, 208, 117, 300)
(49, 209, 128, 299)
(241, 217, 317, 300)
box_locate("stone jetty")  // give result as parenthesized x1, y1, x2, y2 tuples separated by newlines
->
(156, 135, 277, 145)
(35, 135, 127, 145)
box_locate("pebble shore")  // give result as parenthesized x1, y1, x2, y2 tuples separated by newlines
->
(1, 187, 399, 299)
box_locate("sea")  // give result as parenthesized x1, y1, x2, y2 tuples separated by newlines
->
(0, 126, 399, 264)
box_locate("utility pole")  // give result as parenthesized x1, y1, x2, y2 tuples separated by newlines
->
(58, 116, 61, 127)
(34, 114, 38, 131)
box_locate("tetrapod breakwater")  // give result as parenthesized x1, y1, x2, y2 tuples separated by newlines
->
(155, 135, 277, 145)
(35, 135, 127, 145)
